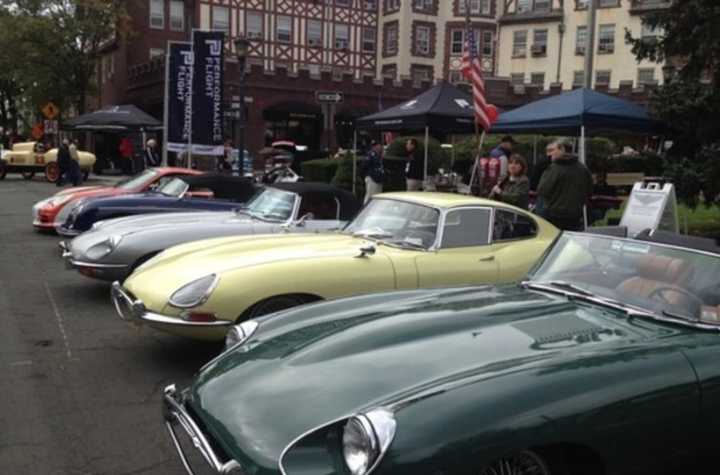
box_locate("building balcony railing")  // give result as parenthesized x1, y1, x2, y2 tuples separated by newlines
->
(629, 0, 672, 13)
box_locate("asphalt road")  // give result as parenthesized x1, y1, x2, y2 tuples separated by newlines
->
(0, 176, 221, 474)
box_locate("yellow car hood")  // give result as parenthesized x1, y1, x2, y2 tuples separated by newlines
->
(124, 233, 372, 304)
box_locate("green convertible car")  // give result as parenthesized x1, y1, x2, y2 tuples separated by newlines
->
(163, 230, 720, 475)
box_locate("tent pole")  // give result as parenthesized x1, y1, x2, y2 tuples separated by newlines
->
(581, 125, 588, 230)
(450, 135, 455, 170)
(352, 129, 358, 196)
(424, 126, 429, 185)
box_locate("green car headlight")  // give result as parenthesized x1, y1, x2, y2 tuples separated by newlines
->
(224, 320, 259, 351)
(86, 235, 122, 260)
(342, 409, 396, 475)
(169, 274, 218, 308)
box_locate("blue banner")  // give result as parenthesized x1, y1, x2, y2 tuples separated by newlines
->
(191, 30, 225, 156)
(165, 42, 193, 153)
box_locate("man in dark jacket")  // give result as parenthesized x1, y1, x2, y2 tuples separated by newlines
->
(405, 138, 424, 191)
(537, 140, 593, 231)
(56, 139, 72, 187)
(362, 141, 385, 204)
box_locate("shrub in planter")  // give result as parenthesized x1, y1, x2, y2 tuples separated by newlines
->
(331, 152, 365, 200)
(301, 158, 338, 183)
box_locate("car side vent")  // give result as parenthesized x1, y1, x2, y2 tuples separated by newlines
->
(513, 314, 606, 346)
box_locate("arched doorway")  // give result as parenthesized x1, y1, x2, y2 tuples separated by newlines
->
(263, 101, 322, 150)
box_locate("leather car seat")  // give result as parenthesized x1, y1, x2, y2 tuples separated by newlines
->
(616, 254, 694, 306)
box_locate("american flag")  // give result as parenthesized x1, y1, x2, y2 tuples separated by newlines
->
(461, 4, 495, 131)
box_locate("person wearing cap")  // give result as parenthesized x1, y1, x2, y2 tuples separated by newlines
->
(489, 135, 515, 181)
(361, 141, 385, 204)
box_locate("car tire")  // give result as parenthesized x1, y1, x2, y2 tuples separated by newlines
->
(479, 450, 555, 475)
(45, 162, 60, 183)
(21, 171, 35, 180)
(246, 295, 307, 319)
(0, 162, 6, 180)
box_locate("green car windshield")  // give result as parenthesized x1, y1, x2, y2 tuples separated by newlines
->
(239, 187, 297, 222)
(344, 198, 440, 249)
(529, 233, 720, 324)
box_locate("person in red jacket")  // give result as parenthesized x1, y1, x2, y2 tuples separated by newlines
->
(118, 137, 134, 174)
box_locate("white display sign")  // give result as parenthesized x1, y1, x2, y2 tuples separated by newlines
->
(620, 181, 679, 237)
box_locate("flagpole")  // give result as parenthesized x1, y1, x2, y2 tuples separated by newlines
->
(162, 43, 170, 167)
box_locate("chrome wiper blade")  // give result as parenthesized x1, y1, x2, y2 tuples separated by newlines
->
(529, 280, 594, 297)
(662, 310, 697, 322)
(352, 230, 393, 239)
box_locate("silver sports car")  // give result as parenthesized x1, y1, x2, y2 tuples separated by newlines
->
(59, 183, 360, 282)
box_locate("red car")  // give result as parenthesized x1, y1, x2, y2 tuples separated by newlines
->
(31, 167, 202, 232)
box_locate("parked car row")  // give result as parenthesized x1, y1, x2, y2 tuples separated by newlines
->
(29, 169, 720, 475)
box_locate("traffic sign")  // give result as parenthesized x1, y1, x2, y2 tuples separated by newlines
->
(42, 102, 59, 120)
(316, 91, 343, 103)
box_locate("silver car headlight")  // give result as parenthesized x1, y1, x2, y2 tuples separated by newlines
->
(169, 274, 218, 308)
(85, 235, 123, 260)
(224, 320, 259, 351)
(342, 409, 396, 475)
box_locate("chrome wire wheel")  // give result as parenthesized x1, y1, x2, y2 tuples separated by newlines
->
(480, 450, 551, 475)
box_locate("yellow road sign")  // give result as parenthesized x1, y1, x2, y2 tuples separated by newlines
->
(42, 102, 59, 120)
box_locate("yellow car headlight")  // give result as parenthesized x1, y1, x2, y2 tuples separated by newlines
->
(168, 274, 219, 308)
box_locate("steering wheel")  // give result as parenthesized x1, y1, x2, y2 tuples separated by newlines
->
(647, 286, 704, 316)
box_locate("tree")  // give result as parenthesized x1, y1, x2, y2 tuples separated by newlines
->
(625, 0, 720, 204)
(0, 0, 130, 121)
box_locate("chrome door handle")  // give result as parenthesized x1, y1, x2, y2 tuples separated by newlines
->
(479, 255, 495, 262)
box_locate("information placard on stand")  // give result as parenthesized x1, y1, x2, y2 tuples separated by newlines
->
(620, 179, 679, 237)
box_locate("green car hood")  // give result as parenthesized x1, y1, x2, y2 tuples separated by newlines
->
(187, 285, 664, 471)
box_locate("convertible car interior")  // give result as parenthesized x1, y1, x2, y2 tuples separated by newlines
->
(180, 174, 258, 202)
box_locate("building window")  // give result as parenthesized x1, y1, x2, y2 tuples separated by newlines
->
(530, 72, 545, 86)
(598, 24, 615, 53)
(412, 0, 435, 13)
(459, 0, 491, 15)
(247, 12, 263, 40)
(364, 0, 378, 10)
(517, 0, 532, 13)
(149, 48, 164, 59)
(641, 21, 659, 42)
(596, 70, 611, 85)
(336, 0, 350, 7)
(212, 6, 229, 35)
(277, 15, 292, 43)
(382, 64, 397, 79)
(415, 25, 431, 56)
(532, 29, 547, 56)
(638, 68, 655, 84)
(575, 26, 587, 54)
(362, 27, 376, 52)
(512, 30, 527, 57)
(149, 0, 164, 29)
(511, 73, 524, 85)
(576, 0, 588, 8)
(384, 22, 398, 56)
(307, 20, 322, 47)
(385, 0, 401, 13)
(599, 0, 619, 6)
(411, 65, 433, 84)
(335, 24, 349, 49)
(482, 31, 493, 56)
(573, 70, 585, 86)
(451, 29, 464, 54)
(169, 0, 184, 31)
(448, 70, 464, 83)
(534, 0, 551, 12)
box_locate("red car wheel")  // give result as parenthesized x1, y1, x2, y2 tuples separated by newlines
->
(45, 162, 60, 183)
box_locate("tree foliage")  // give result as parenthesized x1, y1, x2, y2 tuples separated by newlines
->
(0, 0, 129, 131)
(625, 0, 720, 205)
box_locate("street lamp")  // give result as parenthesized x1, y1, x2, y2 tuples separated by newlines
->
(234, 36, 250, 176)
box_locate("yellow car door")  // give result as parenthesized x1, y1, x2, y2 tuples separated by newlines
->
(415, 206, 500, 288)
(491, 208, 550, 282)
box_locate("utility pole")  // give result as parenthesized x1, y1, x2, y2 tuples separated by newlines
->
(584, 0, 597, 89)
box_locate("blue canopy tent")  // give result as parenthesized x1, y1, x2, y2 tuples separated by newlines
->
(490, 88, 664, 136)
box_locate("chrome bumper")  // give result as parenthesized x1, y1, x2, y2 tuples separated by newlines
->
(110, 282, 233, 328)
(163, 384, 245, 475)
(60, 242, 128, 277)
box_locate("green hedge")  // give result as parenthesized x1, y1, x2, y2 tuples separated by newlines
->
(301, 158, 338, 183)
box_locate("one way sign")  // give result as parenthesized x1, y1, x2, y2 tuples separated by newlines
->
(315, 91, 343, 103)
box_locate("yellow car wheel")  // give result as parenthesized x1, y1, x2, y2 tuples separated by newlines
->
(45, 162, 60, 183)
(246, 295, 317, 319)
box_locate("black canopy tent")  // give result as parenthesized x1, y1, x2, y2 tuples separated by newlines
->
(64, 105, 162, 132)
(356, 81, 477, 186)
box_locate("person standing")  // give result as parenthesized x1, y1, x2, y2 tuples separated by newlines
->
(56, 139, 72, 187)
(362, 141, 385, 204)
(118, 137, 134, 174)
(217, 139, 233, 174)
(490, 155, 530, 210)
(68, 139, 82, 186)
(489, 135, 515, 182)
(144, 139, 161, 168)
(404, 138, 424, 191)
(537, 140, 593, 231)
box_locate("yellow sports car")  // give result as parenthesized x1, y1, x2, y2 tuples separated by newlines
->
(0, 141, 96, 182)
(112, 193, 559, 340)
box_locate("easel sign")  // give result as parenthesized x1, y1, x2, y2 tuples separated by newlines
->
(620, 179, 679, 237)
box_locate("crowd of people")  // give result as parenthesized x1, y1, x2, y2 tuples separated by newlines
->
(360, 134, 594, 231)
